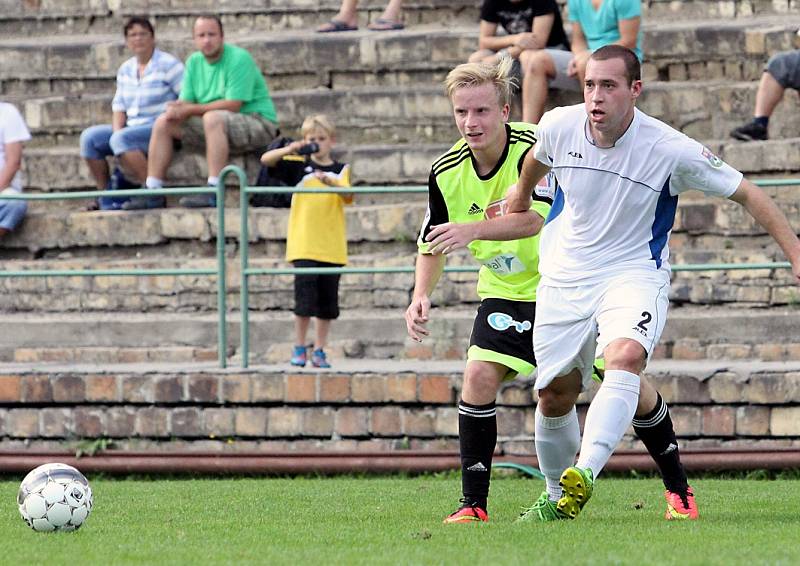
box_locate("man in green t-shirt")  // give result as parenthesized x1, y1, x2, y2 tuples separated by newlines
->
(406, 58, 697, 525)
(126, 14, 279, 209)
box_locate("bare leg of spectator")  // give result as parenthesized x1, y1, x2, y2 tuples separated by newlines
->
(85, 158, 111, 191)
(754, 71, 786, 118)
(731, 71, 784, 141)
(318, 0, 359, 31)
(203, 110, 229, 180)
(368, 0, 404, 30)
(295, 316, 311, 348)
(520, 50, 556, 123)
(118, 150, 148, 185)
(146, 114, 180, 183)
(314, 318, 331, 351)
(378, 0, 402, 23)
(122, 114, 176, 209)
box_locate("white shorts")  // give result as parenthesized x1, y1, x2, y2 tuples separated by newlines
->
(532, 271, 671, 390)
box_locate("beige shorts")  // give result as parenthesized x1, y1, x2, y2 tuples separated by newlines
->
(181, 110, 278, 151)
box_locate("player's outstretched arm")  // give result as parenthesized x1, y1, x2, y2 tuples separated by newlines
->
(729, 178, 800, 283)
(425, 209, 545, 255)
(405, 253, 446, 342)
(505, 150, 551, 213)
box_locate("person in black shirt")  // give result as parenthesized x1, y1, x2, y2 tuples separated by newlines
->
(468, 0, 571, 123)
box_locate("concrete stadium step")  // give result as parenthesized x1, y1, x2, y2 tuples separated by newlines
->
(0, 0, 479, 37)
(0, 251, 421, 313)
(22, 142, 443, 190)
(18, 80, 800, 150)
(0, 238, 795, 314)
(3, 188, 799, 253)
(0, 202, 428, 253)
(1, 306, 799, 365)
(20, 134, 800, 194)
(2, 358, 798, 453)
(0, 0, 788, 40)
(20, 86, 458, 148)
(1, 18, 796, 95)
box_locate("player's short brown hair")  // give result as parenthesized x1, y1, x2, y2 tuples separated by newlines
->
(590, 45, 641, 85)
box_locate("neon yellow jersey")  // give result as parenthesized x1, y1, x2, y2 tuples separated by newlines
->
(418, 123, 551, 301)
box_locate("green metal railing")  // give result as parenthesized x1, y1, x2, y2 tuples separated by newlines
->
(1, 171, 796, 368)
(0, 164, 249, 368)
(237, 178, 798, 367)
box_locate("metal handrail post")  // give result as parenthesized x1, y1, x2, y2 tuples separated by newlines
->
(217, 165, 247, 368)
(239, 177, 251, 369)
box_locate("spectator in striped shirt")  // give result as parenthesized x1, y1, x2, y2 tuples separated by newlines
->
(79, 16, 183, 210)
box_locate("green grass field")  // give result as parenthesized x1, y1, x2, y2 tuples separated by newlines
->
(2, 476, 799, 565)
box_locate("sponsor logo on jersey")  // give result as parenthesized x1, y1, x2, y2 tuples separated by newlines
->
(484, 198, 506, 218)
(483, 253, 525, 275)
(468, 202, 484, 215)
(568, 151, 583, 159)
(701, 147, 723, 168)
(487, 312, 531, 333)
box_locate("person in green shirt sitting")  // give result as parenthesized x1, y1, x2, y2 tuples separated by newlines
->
(126, 14, 279, 209)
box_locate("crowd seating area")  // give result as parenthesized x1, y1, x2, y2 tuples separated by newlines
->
(0, 0, 799, 452)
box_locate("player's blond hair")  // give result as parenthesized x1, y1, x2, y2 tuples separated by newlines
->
(301, 114, 336, 137)
(444, 57, 516, 107)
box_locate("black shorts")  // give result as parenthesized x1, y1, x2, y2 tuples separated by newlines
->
(468, 298, 537, 378)
(293, 259, 342, 319)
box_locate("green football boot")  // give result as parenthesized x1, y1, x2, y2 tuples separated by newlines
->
(557, 466, 594, 519)
(516, 491, 568, 523)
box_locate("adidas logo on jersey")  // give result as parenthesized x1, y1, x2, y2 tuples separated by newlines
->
(467, 462, 488, 472)
(568, 151, 583, 159)
(467, 202, 483, 215)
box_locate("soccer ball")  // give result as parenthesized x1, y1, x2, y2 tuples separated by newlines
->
(17, 463, 93, 532)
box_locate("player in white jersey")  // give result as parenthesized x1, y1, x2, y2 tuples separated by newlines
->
(506, 45, 800, 521)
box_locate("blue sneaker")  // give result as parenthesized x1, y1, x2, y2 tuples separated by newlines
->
(290, 345, 307, 367)
(311, 348, 331, 368)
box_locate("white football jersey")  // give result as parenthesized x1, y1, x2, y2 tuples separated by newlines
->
(533, 105, 743, 286)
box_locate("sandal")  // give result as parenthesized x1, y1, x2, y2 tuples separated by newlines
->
(367, 18, 404, 31)
(317, 19, 358, 33)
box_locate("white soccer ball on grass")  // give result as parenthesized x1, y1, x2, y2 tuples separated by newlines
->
(17, 463, 93, 532)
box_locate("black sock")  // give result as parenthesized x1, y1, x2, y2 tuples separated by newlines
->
(458, 399, 496, 510)
(632, 393, 689, 494)
(754, 116, 769, 128)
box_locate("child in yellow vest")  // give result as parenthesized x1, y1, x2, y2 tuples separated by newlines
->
(261, 115, 352, 368)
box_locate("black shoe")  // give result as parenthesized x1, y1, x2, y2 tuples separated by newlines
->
(121, 196, 166, 210)
(178, 194, 217, 208)
(730, 121, 767, 141)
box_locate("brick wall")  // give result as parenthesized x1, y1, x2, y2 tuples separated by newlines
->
(1, 369, 798, 454)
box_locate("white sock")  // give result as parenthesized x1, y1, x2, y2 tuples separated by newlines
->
(576, 369, 640, 477)
(145, 176, 163, 189)
(207, 176, 219, 186)
(535, 406, 580, 502)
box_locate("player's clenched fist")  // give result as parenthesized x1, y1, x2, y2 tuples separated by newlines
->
(405, 295, 431, 342)
(425, 222, 476, 255)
